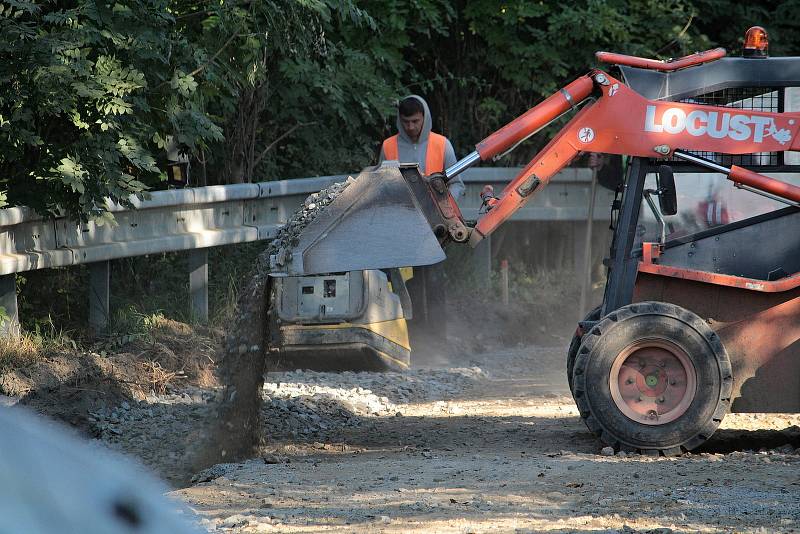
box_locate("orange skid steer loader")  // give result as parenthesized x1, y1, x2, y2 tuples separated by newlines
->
(270, 27, 800, 454)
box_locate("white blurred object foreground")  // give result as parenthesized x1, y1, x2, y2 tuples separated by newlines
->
(0, 406, 200, 534)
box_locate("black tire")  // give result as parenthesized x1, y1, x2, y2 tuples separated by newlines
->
(572, 301, 733, 455)
(567, 306, 602, 395)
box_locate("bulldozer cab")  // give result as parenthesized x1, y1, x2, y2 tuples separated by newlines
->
(634, 166, 799, 248)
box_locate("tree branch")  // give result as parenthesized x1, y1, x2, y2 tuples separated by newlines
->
(252, 121, 317, 169)
(655, 14, 695, 55)
(187, 30, 240, 79)
(154, 30, 240, 90)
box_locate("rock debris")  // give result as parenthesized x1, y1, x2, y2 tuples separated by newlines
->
(268, 177, 355, 269)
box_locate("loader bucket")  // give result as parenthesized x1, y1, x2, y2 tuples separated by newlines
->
(270, 163, 464, 276)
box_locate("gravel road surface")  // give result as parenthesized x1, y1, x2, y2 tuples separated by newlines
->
(162, 345, 800, 533)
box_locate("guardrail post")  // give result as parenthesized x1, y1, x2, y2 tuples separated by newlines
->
(89, 261, 110, 334)
(188, 248, 209, 324)
(0, 274, 20, 337)
(472, 234, 492, 283)
(500, 259, 509, 306)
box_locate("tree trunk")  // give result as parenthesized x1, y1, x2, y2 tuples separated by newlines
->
(223, 83, 267, 184)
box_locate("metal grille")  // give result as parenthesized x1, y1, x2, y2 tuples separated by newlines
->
(671, 87, 781, 167)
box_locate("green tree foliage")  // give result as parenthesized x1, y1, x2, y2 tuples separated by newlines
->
(2, 0, 799, 220)
(0, 0, 222, 221)
(171, 0, 402, 182)
(692, 0, 800, 57)
(378, 0, 712, 163)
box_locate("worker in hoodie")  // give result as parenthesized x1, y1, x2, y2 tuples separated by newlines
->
(379, 95, 465, 198)
(379, 95, 462, 342)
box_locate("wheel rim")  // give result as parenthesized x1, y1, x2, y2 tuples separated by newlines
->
(609, 339, 697, 425)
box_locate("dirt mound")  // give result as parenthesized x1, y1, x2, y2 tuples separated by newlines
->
(123, 316, 218, 394)
(0, 321, 218, 435)
(14, 353, 131, 432)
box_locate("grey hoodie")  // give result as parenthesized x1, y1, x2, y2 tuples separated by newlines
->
(379, 95, 465, 199)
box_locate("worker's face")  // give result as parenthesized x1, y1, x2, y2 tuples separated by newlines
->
(400, 112, 424, 143)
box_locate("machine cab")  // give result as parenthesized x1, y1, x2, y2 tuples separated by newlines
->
(606, 82, 800, 415)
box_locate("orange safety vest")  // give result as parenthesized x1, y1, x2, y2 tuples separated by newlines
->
(382, 132, 447, 175)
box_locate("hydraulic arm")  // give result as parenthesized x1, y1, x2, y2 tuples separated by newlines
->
(444, 58, 800, 245)
(272, 46, 800, 278)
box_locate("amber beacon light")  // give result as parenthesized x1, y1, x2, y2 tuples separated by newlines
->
(743, 26, 768, 57)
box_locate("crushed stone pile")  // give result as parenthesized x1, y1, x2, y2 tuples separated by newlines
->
(267, 177, 354, 269)
(81, 366, 488, 483)
(88, 388, 217, 441)
(87, 387, 219, 483)
(261, 367, 486, 440)
(269, 367, 487, 404)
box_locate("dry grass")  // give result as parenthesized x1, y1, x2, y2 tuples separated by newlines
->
(0, 334, 43, 370)
(0, 320, 79, 370)
(0, 325, 84, 397)
(209, 273, 241, 331)
(124, 314, 219, 393)
(0, 310, 221, 398)
(140, 359, 184, 395)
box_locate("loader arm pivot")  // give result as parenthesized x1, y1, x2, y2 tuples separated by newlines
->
(470, 101, 595, 244)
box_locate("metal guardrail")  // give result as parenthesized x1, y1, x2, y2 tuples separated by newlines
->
(0, 167, 608, 277)
(459, 167, 613, 221)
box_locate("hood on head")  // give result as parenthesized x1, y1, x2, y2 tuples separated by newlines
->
(396, 94, 432, 144)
